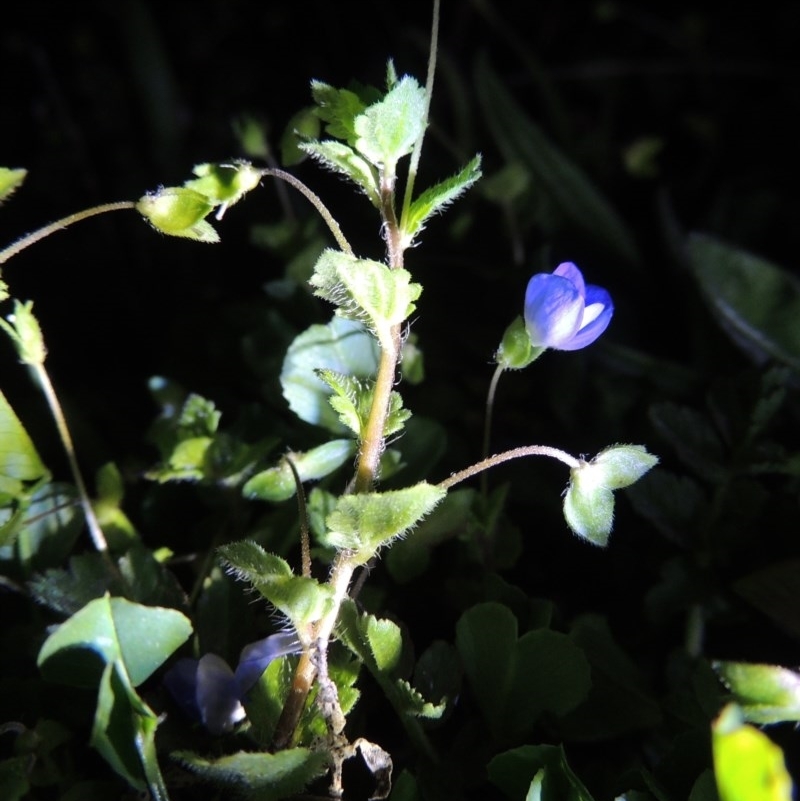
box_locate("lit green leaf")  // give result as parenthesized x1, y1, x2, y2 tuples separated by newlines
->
(563, 475, 615, 547)
(353, 76, 426, 170)
(310, 80, 372, 144)
(589, 444, 660, 490)
(172, 747, 328, 801)
(0, 167, 26, 204)
(0, 388, 48, 506)
(218, 540, 334, 632)
(301, 140, 380, 206)
(403, 155, 482, 245)
(309, 249, 421, 348)
(243, 439, 356, 502)
(712, 704, 794, 801)
(325, 482, 446, 561)
(91, 661, 168, 799)
(37, 594, 192, 688)
(687, 233, 800, 370)
(281, 316, 378, 433)
(713, 662, 800, 724)
(136, 187, 219, 242)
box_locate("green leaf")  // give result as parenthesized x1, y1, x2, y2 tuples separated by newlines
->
(475, 54, 639, 266)
(403, 155, 482, 245)
(172, 748, 329, 801)
(0, 387, 49, 513)
(135, 187, 219, 242)
(310, 80, 371, 144)
(27, 553, 118, 616)
(712, 704, 794, 801)
(91, 661, 168, 799)
(218, 540, 334, 631)
(38, 594, 192, 688)
(300, 140, 380, 206)
(243, 439, 356, 502)
(488, 745, 596, 801)
(687, 233, 800, 370)
(325, 482, 446, 560)
(280, 107, 321, 166)
(353, 75, 427, 170)
(712, 662, 800, 724)
(456, 603, 591, 740)
(309, 249, 422, 348)
(0, 167, 27, 204)
(281, 317, 378, 433)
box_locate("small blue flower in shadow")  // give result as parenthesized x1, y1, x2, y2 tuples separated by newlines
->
(524, 262, 613, 351)
(163, 631, 301, 735)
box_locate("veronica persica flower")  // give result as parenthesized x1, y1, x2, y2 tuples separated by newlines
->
(524, 262, 613, 351)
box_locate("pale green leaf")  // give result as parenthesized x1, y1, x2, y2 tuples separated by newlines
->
(300, 140, 380, 206)
(713, 662, 800, 724)
(281, 316, 378, 433)
(37, 595, 192, 688)
(353, 76, 426, 169)
(326, 482, 446, 559)
(403, 155, 482, 245)
(0, 389, 48, 502)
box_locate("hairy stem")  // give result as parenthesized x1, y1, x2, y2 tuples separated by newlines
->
(438, 444, 580, 491)
(0, 202, 136, 265)
(481, 363, 505, 496)
(262, 168, 353, 255)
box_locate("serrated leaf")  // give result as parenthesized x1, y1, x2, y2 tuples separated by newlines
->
(475, 55, 639, 266)
(325, 482, 446, 559)
(353, 76, 427, 169)
(281, 317, 378, 433)
(403, 155, 482, 245)
(310, 80, 370, 143)
(218, 541, 334, 631)
(300, 140, 380, 206)
(318, 369, 368, 436)
(687, 233, 800, 370)
(309, 249, 421, 348)
(172, 748, 329, 801)
(0, 167, 27, 204)
(37, 595, 192, 688)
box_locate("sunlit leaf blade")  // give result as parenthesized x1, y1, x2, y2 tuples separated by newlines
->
(0, 389, 48, 498)
(687, 233, 800, 371)
(38, 595, 192, 688)
(403, 155, 482, 244)
(0, 167, 26, 204)
(475, 54, 639, 266)
(310, 80, 370, 144)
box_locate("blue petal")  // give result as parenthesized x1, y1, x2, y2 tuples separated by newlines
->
(558, 285, 614, 351)
(524, 273, 584, 348)
(234, 631, 302, 698)
(553, 262, 585, 296)
(196, 653, 245, 735)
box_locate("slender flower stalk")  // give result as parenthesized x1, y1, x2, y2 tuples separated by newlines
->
(0, 202, 136, 265)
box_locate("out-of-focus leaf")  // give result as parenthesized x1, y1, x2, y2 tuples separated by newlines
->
(687, 233, 800, 371)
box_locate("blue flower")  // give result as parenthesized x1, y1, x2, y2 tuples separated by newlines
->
(163, 631, 301, 735)
(524, 262, 613, 351)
